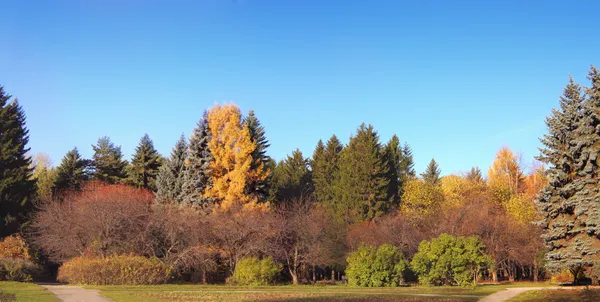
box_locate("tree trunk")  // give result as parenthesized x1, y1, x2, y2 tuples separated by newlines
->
(533, 262, 539, 282)
(312, 265, 316, 283)
(492, 270, 498, 283)
(202, 270, 207, 284)
(291, 272, 298, 285)
(331, 269, 335, 281)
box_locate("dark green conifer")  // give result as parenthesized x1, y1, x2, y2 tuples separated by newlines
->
(53, 147, 90, 194)
(270, 149, 313, 204)
(179, 113, 214, 207)
(244, 110, 271, 202)
(155, 134, 187, 203)
(91, 136, 128, 184)
(421, 158, 441, 185)
(129, 134, 162, 190)
(383, 135, 403, 207)
(311, 135, 343, 204)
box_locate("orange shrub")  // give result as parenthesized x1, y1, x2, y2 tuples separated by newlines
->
(0, 235, 31, 260)
(58, 254, 170, 285)
(550, 269, 580, 284)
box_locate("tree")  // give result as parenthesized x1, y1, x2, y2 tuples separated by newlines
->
(346, 244, 407, 287)
(333, 124, 390, 222)
(244, 110, 271, 202)
(179, 113, 215, 208)
(465, 166, 484, 183)
(129, 134, 162, 191)
(311, 135, 343, 204)
(31, 153, 57, 202)
(155, 134, 187, 204)
(421, 158, 441, 185)
(91, 136, 128, 184)
(487, 147, 524, 203)
(0, 86, 35, 236)
(399, 142, 416, 190)
(270, 149, 313, 204)
(205, 104, 266, 209)
(383, 135, 404, 207)
(53, 148, 90, 194)
(400, 179, 444, 221)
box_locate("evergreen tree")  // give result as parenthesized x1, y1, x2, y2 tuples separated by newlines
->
(179, 113, 214, 207)
(91, 136, 128, 184)
(129, 134, 162, 190)
(244, 110, 271, 202)
(311, 135, 343, 204)
(537, 68, 600, 280)
(53, 147, 90, 194)
(383, 134, 403, 207)
(333, 124, 390, 222)
(155, 134, 187, 203)
(421, 158, 441, 185)
(400, 143, 416, 182)
(0, 86, 35, 236)
(270, 149, 313, 204)
(465, 166, 484, 183)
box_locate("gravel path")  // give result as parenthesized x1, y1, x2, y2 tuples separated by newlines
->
(479, 287, 563, 302)
(40, 284, 112, 302)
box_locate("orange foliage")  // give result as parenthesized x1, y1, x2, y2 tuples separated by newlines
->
(0, 235, 31, 260)
(487, 147, 524, 203)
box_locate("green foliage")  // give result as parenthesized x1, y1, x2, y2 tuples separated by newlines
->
(244, 110, 272, 202)
(91, 136, 128, 184)
(421, 158, 441, 185)
(57, 255, 171, 285)
(0, 86, 35, 237)
(155, 134, 187, 203)
(230, 256, 281, 286)
(53, 147, 90, 194)
(0, 258, 39, 281)
(129, 134, 162, 190)
(411, 234, 491, 287)
(346, 244, 407, 287)
(269, 149, 313, 204)
(311, 135, 344, 204)
(32, 155, 57, 202)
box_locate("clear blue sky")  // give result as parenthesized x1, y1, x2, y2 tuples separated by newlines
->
(2, 0, 599, 175)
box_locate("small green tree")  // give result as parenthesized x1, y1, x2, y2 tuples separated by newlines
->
(91, 136, 128, 184)
(53, 147, 90, 194)
(346, 244, 407, 287)
(421, 158, 441, 185)
(129, 134, 162, 190)
(230, 256, 281, 286)
(411, 234, 491, 287)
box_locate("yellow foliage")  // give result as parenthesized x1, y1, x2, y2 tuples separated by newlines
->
(0, 235, 31, 260)
(487, 147, 524, 203)
(440, 174, 487, 208)
(205, 104, 268, 210)
(523, 164, 547, 199)
(504, 194, 536, 224)
(400, 179, 444, 220)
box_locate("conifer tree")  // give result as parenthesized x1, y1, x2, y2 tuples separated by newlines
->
(311, 135, 343, 204)
(179, 113, 214, 207)
(155, 134, 187, 203)
(129, 134, 162, 190)
(31, 153, 57, 202)
(400, 143, 416, 183)
(537, 68, 600, 281)
(91, 136, 128, 184)
(383, 135, 403, 207)
(333, 124, 390, 222)
(244, 110, 271, 202)
(465, 166, 484, 183)
(53, 147, 90, 194)
(421, 158, 441, 185)
(270, 149, 313, 204)
(0, 86, 35, 236)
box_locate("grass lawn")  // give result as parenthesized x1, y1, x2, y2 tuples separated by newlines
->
(0, 282, 58, 302)
(508, 287, 600, 302)
(89, 282, 555, 302)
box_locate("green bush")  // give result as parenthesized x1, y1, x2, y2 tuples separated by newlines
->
(346, 243, 407, 287)
(411, 234, 491, 287)
(230, 256, 281, 285)
(0, 258, 40, 281)
(57, 254, 171, 285)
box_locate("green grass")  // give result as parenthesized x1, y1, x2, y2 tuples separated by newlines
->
(88, 282, 554, 302)
(0, 282, 58, 302)
(508, 288, 600, 302)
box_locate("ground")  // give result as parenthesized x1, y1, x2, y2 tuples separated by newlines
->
(0, 282, 58, 302)
(507, 288, 600, 302)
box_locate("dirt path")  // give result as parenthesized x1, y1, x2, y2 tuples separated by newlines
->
(479, 287, 563, 302)
(40, 284, 112, 302)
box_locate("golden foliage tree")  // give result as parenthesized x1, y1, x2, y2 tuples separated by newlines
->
(440, 174, 486, 209)
(205, 104, 268, 210)
(400, 178, 444, 220)
(487, 147, 524, 203)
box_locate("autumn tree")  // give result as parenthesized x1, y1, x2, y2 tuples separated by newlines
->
(311, 135, 343, 204)
(155, 134, 187, 203)
(244, 110, 271, 202)
(129, 134, 162, 191)
(487, 147, 524, 203)
(0, 86, 35, 236)
(91, 136, 128, 184)
(31, 153, 57, 202)
(400, 178, 444, 221)
(270, 149, 313, 204)
(53, 147, 90, 194)
(421, 158, 441, 185)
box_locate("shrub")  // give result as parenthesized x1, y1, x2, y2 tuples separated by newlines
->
(0, 258, 39, 281)
(58, 254, 170, 285)
(346, 243, 407, 287)
(230, 256, 281, 285)
(0, 235, 32, 260)
(411, 234, 491, 287)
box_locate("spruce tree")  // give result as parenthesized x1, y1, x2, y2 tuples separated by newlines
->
(53, 147, 90, 194)
(270, 149, 313, 204)
(0, 86, 35, 236)
(400, 143, 416, 181)
(91, 136, 128, 184)
(179, 113, 214, 207)
(383, 134, 403, 207)
(334, 124, 390, 222)
(244, 110, 271, 202)
(465, 166, 484, 183)
(311, 135, 343, 204)
(421, 158, 441, 185)
(537, 68, 600, 281)
(129, 134, 162, 190)
(155, 134, 187, 203)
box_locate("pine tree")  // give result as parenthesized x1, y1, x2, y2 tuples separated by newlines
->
(333, 124, 390, 222)
(383, 135, 403, 207)
(270, 149, 313, 204)
(53, 147, 90, 194)
(400, 143, 416, 183)
(421, 158, 441, 185)
(129, 134, 162, 190)
(91, 136, 128, 184)
(179, 113, 214, 207)
(0, 86, 35, 236)
(465, 166, 484, 183)
(244, 110, 271, 202)
(537, 67, 600, 280)
(311, 135, 343, 204)
(155, 134, 187, 203)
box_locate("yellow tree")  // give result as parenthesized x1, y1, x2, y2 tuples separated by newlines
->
(400, 178, 444, 221)
(205, 104, 268, 210)
(487, 147, 524, 204)
(440, 174, 486, 208)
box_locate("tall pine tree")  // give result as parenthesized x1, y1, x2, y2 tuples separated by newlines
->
(333, 124, 390, 222)
(270, 149, 313, 204)
(421, 158, 441, 185)
(53, 147, 90, 194)
(383, 134, 404, 207)
(244, 110, 271, 202)
(0, 86, 35, 236)
(129, 134, 162, 190)
(311, 135, 343, 204)
(91, 136, 128, 184)
(155, 134, 187, 203)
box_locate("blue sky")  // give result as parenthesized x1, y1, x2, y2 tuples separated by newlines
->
(1, 0, 599, 175)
